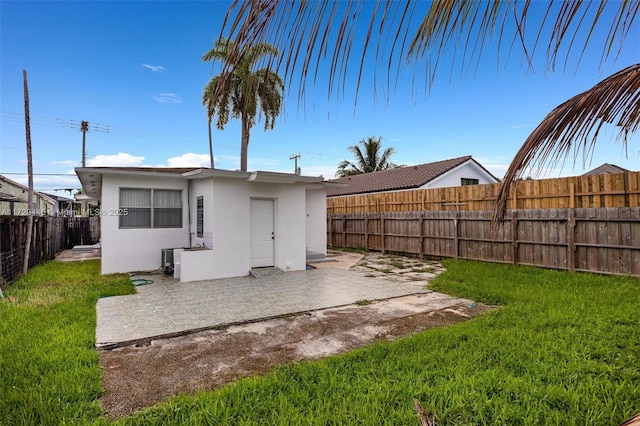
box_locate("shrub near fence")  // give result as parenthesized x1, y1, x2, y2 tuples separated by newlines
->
(0, 216, 100, 284)
(328, 207, 640, 276)
(327, 171, 640, 214)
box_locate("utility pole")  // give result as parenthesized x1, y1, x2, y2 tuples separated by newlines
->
(22, 70, 34, 275)
(81, 120, 88, 167)
(289, 153, 301, 175)
(57, 118, 110, 166)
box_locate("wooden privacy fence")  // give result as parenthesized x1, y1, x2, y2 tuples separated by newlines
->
(327, 171, 640, 214)
(328, 207, 640, 276)
(0, 216, 100, 284)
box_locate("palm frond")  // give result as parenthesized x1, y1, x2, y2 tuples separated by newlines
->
(219, 1, 638, 104)
(493, 63, 640, 221)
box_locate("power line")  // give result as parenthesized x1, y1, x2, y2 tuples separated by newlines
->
(1, 111, 205, 145)
(55, 119, 111, 167)
(1, 173, 77, 176)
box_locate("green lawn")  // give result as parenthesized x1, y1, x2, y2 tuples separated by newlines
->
(1, 259, 638, 425)
(0, 261, 134, 425)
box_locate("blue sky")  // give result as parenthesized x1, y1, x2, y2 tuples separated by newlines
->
(1, 1, 638, 196)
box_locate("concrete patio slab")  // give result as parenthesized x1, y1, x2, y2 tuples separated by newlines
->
(96, 267, 428, 348)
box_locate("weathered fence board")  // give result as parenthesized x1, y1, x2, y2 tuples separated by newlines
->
(327, 172, 640, 214)
(0, 216, 100, 284)
(328, 207, 640, 277)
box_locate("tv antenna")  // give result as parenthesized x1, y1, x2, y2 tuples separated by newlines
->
(57, 119, 110, 166)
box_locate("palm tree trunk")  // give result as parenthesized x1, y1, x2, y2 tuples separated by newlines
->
(207, 119, 214, 169)
(240, 112, 250, 171)
(22, 70, 34, 275)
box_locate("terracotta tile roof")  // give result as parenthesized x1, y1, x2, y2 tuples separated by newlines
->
(327, 156, 473, 197)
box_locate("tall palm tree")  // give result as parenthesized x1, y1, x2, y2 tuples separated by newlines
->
(203, 89, 215, 169)
(202, 38, 284, 172)
(214, 1, 639, 216)
(336, 136, 398, 177)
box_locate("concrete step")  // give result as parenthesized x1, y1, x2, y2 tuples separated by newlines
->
(249, 267, 284, 279)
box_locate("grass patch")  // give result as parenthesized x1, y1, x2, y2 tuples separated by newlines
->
(0, 260, 133, 425)
(387, 259, 409, 269)
(2, 259, 639, 425)
(122, 261, 640, 425)
(354, 299, 373, 306)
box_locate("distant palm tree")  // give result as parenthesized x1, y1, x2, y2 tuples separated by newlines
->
(215, 1, 639, 217)
(336, 136, 398, 177)
(202, 38, 284, 171)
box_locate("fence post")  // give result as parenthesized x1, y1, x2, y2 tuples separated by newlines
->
(567, 210, 576, 271)
(342, 215, 347, 248)
(419, 214, 424, 259)
(381, 213, 385, 254)
(364, 215, 369, 251)
(511, 211, 518, 266)
(453, 208, 459, 260)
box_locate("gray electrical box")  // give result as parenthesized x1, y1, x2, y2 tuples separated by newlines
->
(161, 248, 174, 275)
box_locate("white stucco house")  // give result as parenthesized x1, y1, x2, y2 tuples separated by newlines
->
(75, 167, 328, 282)
(326, 155, 499, 197)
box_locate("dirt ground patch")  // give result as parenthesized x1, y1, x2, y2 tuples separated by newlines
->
(99, 251, 492, 418)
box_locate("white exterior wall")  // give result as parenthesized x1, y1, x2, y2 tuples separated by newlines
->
(189, 178, 214, 248)
(180, 178, 307, 282)
(305, 188, 327, 255)
(422, 161, 498, 189)
(100, 174, 190, 274)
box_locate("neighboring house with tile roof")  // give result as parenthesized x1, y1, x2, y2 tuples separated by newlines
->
(326, 156, 499, 197)
(75, 166, 329, 282)
(582, 163, 630, 176)
(0, 174, 56, 216)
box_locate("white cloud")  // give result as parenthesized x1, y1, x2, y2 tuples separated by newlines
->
(299, 165, 339, 179)
(166, 153, 212, 168)
(153, 93, 182, 104)
(213, 156, 333, 177)
(485, 164, 509, 179)
(9, 174, 81, 194)
(217, 155, 281, 171)
(474, 156, 512, 179)
(51, 160, 78, 167)
(87, 153, 145, 167)
(142, 63, 165, 72)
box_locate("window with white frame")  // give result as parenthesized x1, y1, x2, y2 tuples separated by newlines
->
(119, 188, 182, 228)
(461, 178, 479, 186)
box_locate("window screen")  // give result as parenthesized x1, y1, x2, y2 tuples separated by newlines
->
(154, 189, 182, 228)
(119, 188, 151, 228)
(461, 178, 479, 186)
(119, 188, 182, 228)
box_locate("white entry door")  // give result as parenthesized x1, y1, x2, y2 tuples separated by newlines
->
(250, 198, 275, 268)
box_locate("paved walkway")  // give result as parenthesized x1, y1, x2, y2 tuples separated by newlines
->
(96, 268, 428, 348)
